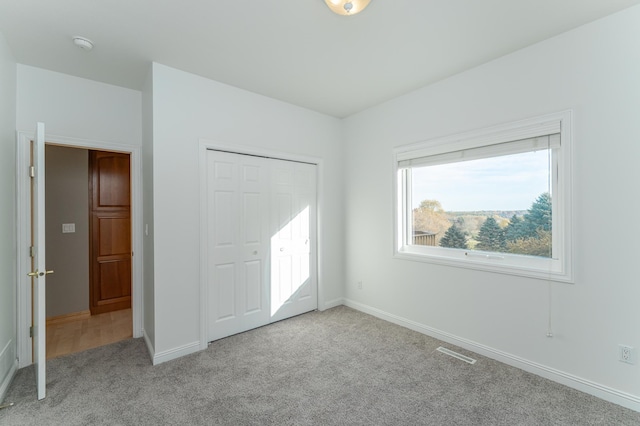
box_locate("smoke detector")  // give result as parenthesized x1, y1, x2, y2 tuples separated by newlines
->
(72, 36, 94, 51)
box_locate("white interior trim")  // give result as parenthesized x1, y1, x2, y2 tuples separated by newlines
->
(198, 138, 324, 346)
(392, 110, 574, 283)
(321, 297, 344, 311)
(142, 329, 155, 364)
(15, 130, 144, 368)
(152, 341, 201, 366)
(395, 113, 564, 161)
(398, 134, 560, 169)
(343, 298, 640, 413)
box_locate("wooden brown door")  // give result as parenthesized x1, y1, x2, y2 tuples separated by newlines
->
(89, 151, 131, 315)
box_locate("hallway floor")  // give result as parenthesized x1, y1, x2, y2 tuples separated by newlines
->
(46, 308, 132, 359)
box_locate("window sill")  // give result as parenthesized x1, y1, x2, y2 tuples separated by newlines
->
(394, 247, 573, 283)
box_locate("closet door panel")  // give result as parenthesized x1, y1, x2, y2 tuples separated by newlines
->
(207, 150, 317, 341)
(207, 151, 269, 342)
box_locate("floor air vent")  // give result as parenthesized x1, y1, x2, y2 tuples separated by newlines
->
(436, 346, 477, 364)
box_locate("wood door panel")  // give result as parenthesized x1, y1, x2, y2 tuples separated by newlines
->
(94, 154, 131, 208)
(98, 259, 132, 300)
(96, 215, 131, 256)
(89, 150, 131, 315)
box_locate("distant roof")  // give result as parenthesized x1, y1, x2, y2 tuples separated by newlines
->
(413, 231, 436, 236)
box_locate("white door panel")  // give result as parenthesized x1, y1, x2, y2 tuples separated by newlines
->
(207, 151, 270, 341)
(214, 264, 236, 320)
(270, 160, 317, 322)
(207, 151, 317, 341)
(244, 260, 262, 314)
(31, 122, 48, 400)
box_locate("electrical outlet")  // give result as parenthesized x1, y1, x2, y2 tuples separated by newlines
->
(619, 345, 636, 364)
(357, 281, 363, 290)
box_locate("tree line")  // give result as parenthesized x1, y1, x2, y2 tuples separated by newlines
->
(414, 193, 552, 258)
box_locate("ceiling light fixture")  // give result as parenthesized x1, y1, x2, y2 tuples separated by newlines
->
(324, 0, 371, 16)
(72, 36, 94, 51)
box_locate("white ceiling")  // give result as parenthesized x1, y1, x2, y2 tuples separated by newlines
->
(1, 0, 639, 118)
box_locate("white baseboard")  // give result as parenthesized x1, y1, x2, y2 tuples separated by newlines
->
(320, 297, 344, 311)
(343, 298, 640, 413)
(152, 340, 201, 366)
(0, 339, 17, 403)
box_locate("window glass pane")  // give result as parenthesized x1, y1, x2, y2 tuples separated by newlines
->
(410, 149, 552, 258)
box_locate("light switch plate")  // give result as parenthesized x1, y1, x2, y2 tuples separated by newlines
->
(62, 223, 76, 233)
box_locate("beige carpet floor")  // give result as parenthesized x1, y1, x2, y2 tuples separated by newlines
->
(2, 306, 639, 425)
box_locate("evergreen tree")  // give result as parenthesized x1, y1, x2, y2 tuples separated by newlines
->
(476, 217, 506, 252)
(440, 225, 468, 249)
(504, 214, 526, 241)
(504, 193, 553, 257)
(521, 192, 552, 236)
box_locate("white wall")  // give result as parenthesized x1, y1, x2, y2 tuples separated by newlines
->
(16, 65, 142, 145)
(0, 31, 17, 401)
(141, 68, 155, 349)
(150, 63, 343, 357)
(343, 6, 640, 409)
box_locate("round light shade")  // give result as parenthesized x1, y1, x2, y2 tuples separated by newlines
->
(324, 0, 371, 16)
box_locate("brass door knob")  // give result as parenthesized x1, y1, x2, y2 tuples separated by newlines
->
(27, 270, 53, 278)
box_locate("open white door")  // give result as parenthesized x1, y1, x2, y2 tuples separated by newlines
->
(29, 122, 51, 400)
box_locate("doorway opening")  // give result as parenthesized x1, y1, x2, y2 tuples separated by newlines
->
(16, 130, 143, 369)
(44, 145, 133, 359)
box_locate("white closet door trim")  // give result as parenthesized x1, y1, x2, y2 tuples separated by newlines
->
(198, 139, 324, 346)
(199, 139, 321, 165)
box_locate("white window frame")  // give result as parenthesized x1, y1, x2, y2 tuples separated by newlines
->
(393, 111, 573, 283)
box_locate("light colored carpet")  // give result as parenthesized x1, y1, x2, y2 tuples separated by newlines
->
(2, 306, 639, 425)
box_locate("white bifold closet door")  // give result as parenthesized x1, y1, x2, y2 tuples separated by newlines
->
(206, 150, 317, 342)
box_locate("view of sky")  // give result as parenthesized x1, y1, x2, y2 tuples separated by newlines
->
(411, 150, 550, 211)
